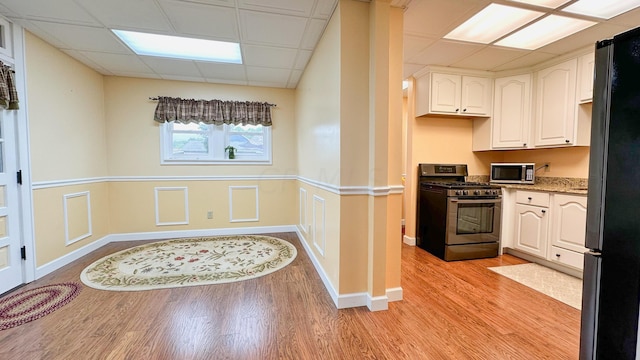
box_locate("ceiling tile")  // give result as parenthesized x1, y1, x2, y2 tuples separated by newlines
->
(29, 21, 131, 53)
(246, 66, 291, 83)
(159, 1, 239, 41)
(451, 46, 529, 70)
(537, 23, 630, 54)
(0, 0, 98, 25)
(403, 0, 486, 38)
(491, 51, 557, 71)
(243, 45, 297, 68)
(404, 63, 427, 79)
(294, 50, 313, 70)
(300, 18, 327, 50)
(140, 57, 203, 77)
(313, 0, 338, 19)
(206, 78, 248, 86)
(288, 69, 303, 87)
(196, 62, 247, 81)
(411, 40, 485, 66)
(248, 80, 288, 88)
(75, 0, 172, 32)
(238, 0, 315, 17)
(239, 10, 307, 47)
(160, 74, 207, 82)
(62, 49, 113, 75)
(79, 52, 156, 74)
(404, 35, 437, 63)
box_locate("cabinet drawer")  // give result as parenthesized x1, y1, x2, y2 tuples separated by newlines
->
(550, 246, 584, 270)
(516, 190, 550, 207)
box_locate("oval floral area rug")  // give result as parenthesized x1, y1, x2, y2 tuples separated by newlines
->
(80, 235, 297, 291)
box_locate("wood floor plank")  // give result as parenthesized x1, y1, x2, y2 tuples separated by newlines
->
(0, 232, 580, 359)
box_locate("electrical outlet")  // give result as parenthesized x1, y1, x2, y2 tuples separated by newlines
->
(207, 211, 213, 219)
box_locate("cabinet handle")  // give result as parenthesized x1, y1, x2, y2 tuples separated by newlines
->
(565, 139, 570, 143)
(523, 143, 527, 147)
(455, 108, 460, 112)
(541, 209, 546, 214)
(528, 197, 532, 200)
(556, 253, 561, 257)
(462, 108, 467, 112)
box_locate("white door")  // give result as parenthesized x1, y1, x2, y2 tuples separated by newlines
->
(0, 110, 23, 294)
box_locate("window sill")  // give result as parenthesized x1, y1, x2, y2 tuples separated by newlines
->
(161, 159, 272, 165)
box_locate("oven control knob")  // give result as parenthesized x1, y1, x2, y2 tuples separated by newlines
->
(474, 190, 480, 195)
(455, 190, 462, 195)
(485, 190, 491, 195)
(463, 190, 468, 195)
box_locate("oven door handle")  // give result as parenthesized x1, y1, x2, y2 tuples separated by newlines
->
(449, 198, 502, 204)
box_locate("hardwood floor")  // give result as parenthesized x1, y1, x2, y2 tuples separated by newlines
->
(0, 233, 581, 359)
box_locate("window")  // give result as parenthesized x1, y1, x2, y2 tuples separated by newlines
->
(160, 122, 271, 164)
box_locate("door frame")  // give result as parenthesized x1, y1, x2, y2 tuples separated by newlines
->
(5, 21, 36, 284)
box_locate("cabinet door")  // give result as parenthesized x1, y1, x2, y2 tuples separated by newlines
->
(492, 74, 531, 149)
(534, 59, 577, 147)
(550, 194, 587, 253)
(578, 52, 595, 103)
(461, 76, 492, 116)
(514, 204, 549, 258)
(430, 73, 461, 114)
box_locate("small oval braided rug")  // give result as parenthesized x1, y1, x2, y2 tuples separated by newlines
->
(0, 282, 82, 330)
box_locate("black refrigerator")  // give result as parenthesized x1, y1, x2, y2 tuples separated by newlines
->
(580, 26, 640, 359)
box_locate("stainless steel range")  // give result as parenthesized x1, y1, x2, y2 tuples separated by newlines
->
(416, 163, 502, 261)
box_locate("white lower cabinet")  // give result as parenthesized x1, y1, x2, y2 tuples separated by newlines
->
(513, 191, 550, 258)
(549, 194, 587, 270)
(504, 190, 587, 273)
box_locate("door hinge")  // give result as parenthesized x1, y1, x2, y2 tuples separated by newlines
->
(20, 246, 26, 260)
(16, 170, 22, 185)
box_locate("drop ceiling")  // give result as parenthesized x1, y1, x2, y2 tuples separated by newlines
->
(0, 0, 639, 88)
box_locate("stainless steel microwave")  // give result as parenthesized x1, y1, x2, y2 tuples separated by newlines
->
(490, 163, 535, 184)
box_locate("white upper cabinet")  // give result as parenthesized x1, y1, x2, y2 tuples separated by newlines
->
(534, 58, 578, 147)
(415, 70, 492, 117)
(461, 76, 492, 116)
(491, 74, 532, 149)
(578, 52, 595, 103)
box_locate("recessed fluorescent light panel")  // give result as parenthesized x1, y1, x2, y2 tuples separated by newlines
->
(495, 15, 596, 50)
(112, 30, 242, 64)
(508, 0, 572, 8)
(562, 0, 640, 19)
(445, 4, 544, 44)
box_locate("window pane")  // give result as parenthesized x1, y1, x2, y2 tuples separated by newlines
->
(228, 125, 264, 155)
(172, 132, 208, 155)
(173, 122, 209, 131)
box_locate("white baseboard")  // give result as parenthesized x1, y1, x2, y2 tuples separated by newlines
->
(387, 287, 403, 302)
(35, 234, 111, 279)
(368, 295, 389, 311)
(403, 235, 416, 246)
(107, 225, 297, 242)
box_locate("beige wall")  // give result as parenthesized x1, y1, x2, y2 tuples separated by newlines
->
(25, 32, 108, 182)
(25, 32, 111, 267)
(502, 147, 590, 178)
(104, 77, 297, 177)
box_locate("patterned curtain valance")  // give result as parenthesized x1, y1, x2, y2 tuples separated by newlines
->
(153, 96, 274, 126)
(0, 62, 19, 110)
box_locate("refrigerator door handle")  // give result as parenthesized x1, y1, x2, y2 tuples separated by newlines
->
(580, 252, 602, 359)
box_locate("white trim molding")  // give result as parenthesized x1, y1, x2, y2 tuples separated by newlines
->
(387, 287, 404, 302)
(32, 175, 405, 197)
(229, 185, 259, 223)
(403, 235, 416, 246)
(312, 195, 325, 257)
(154, 187, 189, 226)
(63, 191, 93, 246)
(299, 187, 307, 230)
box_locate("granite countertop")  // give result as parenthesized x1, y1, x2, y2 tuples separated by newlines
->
(467, 176, 589, 195)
